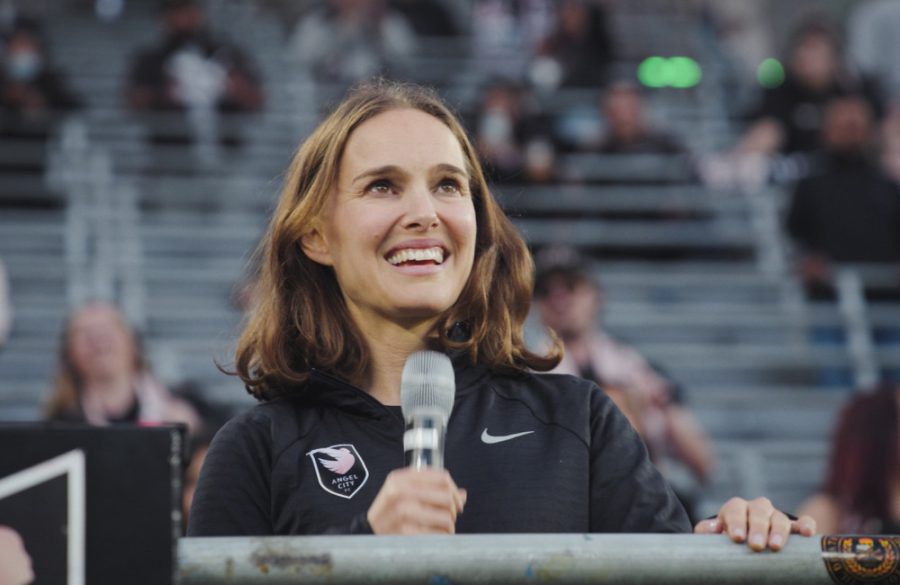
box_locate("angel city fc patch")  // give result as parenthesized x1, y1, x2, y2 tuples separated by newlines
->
(822, 536, 900, 585)
(308, 444, 369, 499)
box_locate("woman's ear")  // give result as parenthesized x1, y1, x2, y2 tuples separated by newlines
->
(300, 229, 334, 266)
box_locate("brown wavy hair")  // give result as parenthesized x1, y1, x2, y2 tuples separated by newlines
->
(235, 79, 561, 400)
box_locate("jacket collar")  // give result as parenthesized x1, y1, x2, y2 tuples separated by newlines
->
(304, 339, 491, 420)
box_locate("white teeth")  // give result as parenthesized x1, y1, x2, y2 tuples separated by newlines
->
(387, 247, 445, 265)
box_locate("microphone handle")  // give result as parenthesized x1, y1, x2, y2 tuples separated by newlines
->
(403, 414, 445, 470)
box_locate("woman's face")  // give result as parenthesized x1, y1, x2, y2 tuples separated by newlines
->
(304, 108, 477, 332)
(67, 305, 136, 380)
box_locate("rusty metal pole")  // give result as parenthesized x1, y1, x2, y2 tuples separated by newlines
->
(178, 534, 897, 584)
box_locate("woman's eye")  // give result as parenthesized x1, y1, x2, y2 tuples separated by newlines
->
(366, 179, 394, 195)
(438, 178, 463, 194)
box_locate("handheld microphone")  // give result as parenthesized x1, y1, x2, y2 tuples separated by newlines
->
(400, 351, 455, 469)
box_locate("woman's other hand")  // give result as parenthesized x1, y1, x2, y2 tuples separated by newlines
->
(367, 468, 467, 534)
(694, 497, 817, 552)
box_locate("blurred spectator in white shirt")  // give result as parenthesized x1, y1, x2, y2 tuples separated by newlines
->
(288, 0, 417, 85)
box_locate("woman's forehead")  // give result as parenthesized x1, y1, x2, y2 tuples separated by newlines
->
(341, 108, 467, 174)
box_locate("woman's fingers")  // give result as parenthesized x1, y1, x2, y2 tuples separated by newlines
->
(397, 500, 457, 534)
(718, 497, 750, 543)
(693, 517, 723, 534)
(367, 468, 467, 535)
(746, 497, 775, 551)
(792, 515, 817, 536)
(708, 497, 818, 552)
(765, 510, 793, 551)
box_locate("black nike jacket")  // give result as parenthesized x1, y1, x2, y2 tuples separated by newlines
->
(187, 354, 691, 536)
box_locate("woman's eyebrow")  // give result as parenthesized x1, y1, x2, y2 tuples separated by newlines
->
(351, 165, 405, 184)
(432, 163, 469, 179)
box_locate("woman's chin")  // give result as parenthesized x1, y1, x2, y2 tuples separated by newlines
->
(387, 303, 452, 327)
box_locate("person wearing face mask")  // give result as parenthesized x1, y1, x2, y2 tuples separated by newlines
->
(0, 19, 80, 139)
(186, 79, 816, 554)
(471, 79, 555, 184)
(44, 302, 198, 429)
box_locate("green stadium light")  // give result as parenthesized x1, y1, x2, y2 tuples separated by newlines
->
(668, 56, 702, 88)
(757, 58, 785, 88)
(637, 56, 702, 89)
(637, 56, 669, 88)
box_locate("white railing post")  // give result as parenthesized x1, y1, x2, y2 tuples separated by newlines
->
(743, 183, 807, 346)
(48, 117, 92, 308)
(834, 268, 879, 389)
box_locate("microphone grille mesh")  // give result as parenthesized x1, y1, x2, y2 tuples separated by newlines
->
(400, 351, 455, 422)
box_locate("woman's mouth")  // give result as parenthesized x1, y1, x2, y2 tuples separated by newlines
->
(386, 246, 445, 267)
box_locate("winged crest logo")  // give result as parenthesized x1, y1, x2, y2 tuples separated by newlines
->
(308, 444, 369, 499)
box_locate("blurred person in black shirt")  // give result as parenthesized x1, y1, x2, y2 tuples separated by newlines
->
(738, 19, 881, 158)
(530, 0, 613, 90)
(786, 94, 900, 293)
(0, 19, 80, 140)
(597, 81, 688, 156)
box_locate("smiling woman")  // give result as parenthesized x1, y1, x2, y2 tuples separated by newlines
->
(300, 108, 478, 380)
(187, 79, 816, 549)
(233, 80, 556, 402)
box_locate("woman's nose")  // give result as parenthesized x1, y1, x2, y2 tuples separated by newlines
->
(402, 187, 439, 230)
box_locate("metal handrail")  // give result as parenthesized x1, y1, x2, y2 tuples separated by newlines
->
(178, 534, 893, 584)
(834, 268, 879, 389)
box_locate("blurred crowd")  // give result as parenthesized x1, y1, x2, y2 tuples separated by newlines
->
(0, 0, 898, 538)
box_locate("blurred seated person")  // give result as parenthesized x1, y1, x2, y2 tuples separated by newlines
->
(799, 384, 900, 533)
(737, 18, 881, 158)
(45, 302, 198, 430)
(288, 0, 417, 86)
(597, 81, 689, 156)
(471, 79, 556, 184)
(125, 0, 264, 148)
(0, 19, 80, 142)
(533, 247, 715, 521)
(557, 82, 695, 185)
(786, 95, 900, 294)
(529, 0, 614, 90)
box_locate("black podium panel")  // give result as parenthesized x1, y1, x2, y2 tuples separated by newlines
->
(0, 424, 184, 585)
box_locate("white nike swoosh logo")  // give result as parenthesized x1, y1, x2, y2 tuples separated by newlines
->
(480, 429, 534, 444)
